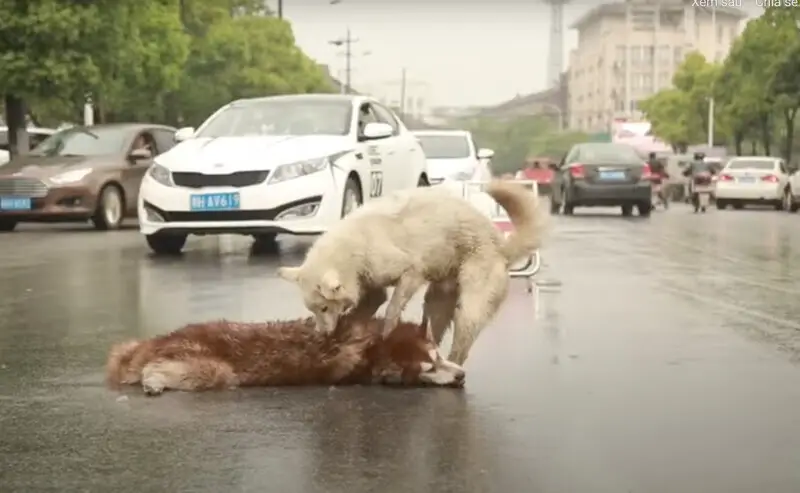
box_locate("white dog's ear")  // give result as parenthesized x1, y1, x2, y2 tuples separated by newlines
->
(277, 266, 301, 282)
(318, 269, 343, 299)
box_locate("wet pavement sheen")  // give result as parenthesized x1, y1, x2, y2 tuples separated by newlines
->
(1, 208, 800, 493)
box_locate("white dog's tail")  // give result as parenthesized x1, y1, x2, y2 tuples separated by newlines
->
(486, 180, 547, 264)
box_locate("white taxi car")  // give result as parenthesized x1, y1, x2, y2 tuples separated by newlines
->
(714, 156, 789, 211)
(138, 94, 429, 254)
(412, 130, 493, 184)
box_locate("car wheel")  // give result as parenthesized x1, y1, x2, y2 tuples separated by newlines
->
(563, 202, 575, 215)
(340, 175, 363, 218)
(0, 219, 17, 232)
(146, 233, 187, 255)
(788, 191, 800, 212)
(251, 234, 279, 255)
(732, 202, 744, 210)
(716, 200, 726, 210)
(637, 202, 651, 217)
(92, 184, 125, 231)
(774, 200, 784, 211)
(417, 175, 430, 187)
(549, 198, 561, 214)
(621, 204, 633, 217)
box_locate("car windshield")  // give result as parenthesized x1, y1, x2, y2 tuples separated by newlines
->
(416, 134, 471, 159)
(31, 127, 128, 157)
(727, 160, 775, 170)
(577, 143, 642, 165)
(197, 99, 353, 137)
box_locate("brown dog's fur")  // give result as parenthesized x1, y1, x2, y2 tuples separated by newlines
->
(106, 312, 465, 396)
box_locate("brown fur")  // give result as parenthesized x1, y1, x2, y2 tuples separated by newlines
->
(106, 314, 465, 396)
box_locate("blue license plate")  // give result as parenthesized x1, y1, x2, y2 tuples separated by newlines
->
(189, 192, 240, 211)
(0, 197, 31, 210)
(738, 177, 755, 183)
(599, 171, 626, 180)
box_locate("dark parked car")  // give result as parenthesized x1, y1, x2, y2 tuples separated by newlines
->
(549, 142, 653, 217)
(0, 123, 176, 231)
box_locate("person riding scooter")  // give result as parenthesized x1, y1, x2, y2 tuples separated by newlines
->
(683, 152, 715, 212)
(648, 153, 670, 209)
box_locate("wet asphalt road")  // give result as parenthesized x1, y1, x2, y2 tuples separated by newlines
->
(1, 206, 800, 493)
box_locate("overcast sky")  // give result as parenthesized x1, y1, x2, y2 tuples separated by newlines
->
(283, 0, 763, 108)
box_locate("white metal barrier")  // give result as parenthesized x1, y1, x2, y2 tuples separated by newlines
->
(457, 179, 542, 293)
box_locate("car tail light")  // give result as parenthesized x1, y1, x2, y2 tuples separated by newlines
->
(641, 164, 652, 179)
(569, 164, 585, 179)
(761, 175, 779, 183)
(719, 174, 734, 182)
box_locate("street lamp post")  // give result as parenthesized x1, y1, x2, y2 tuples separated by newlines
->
(329, 29, 359, 94)
(707, 5, 716, 148)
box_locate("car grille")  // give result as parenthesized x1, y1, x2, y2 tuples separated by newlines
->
(0, 178, 49, 198)
(172, 171, 269, 188)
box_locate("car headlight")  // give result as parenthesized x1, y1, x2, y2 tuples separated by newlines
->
(49, 168, 93, 185)
(269, 157, 330, 184)
(148, 163, 173, 187)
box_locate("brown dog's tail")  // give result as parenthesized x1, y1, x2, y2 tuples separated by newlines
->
(486, 180, 547, 264)
(105, 340, 142, 388)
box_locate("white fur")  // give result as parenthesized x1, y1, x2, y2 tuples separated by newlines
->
(279, 181, 546, 365)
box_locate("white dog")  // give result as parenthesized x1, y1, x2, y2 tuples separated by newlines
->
(278, 180, 545, 365)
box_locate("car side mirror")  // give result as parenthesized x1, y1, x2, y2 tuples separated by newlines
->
(360, 122, 393, 141)
(174, 126, 196, 143)
(476, 148, 494, 160)
(129, 148, 152, 162)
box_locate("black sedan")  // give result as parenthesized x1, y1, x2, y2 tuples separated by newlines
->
(549, 142, 653, 217)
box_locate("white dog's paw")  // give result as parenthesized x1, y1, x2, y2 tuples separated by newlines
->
(142, 375, 166, 396)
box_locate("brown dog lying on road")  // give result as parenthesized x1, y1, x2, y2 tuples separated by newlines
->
(106, 314, 466, 396)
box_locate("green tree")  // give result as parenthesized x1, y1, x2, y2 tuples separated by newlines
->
(639, 89, 693, 152)
(763, 7, 800, 162)
(463, 115, 551, 175)
(174, 9, 332, 126)
(0, 1, 107, 154)
(672, 51, 720, 144)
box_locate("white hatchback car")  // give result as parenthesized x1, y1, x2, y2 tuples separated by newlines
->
(714, 156, 789, 210)
(412, 130, 493, 184)
(138, 94, 429, 254)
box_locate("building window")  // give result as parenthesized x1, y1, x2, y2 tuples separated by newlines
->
(630, 45, 642, 65)
(659, 45, 670, 62)
(642, 74, 653, 92)
(643, 45, 654, 64)
(674, 46, 683, 65)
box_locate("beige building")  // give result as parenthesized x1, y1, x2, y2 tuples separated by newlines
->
(567, 0, 746, 132)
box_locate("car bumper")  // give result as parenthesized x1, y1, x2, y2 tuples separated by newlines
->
(0, 184, 98, 222)
(714, 183, 782, 201)
(569, 181, 651, 205)
(138, 170, 344, 236)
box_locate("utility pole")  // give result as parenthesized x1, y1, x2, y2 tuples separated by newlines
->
(277, 0, 283, 18)
(399, 68, 407, 118)
(707, 5, 716, 148)
(329, 29, 358, 94)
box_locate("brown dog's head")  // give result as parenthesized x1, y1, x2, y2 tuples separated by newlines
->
(341, 318, 466, 388)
